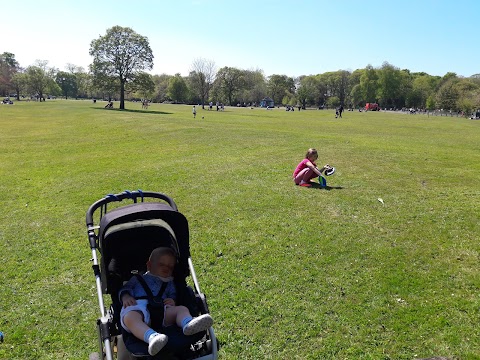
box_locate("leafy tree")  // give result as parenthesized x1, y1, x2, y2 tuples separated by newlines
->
(435, 77, 459, 110)
(76, 71, 92, 99)
(167, 74, 188, 103)
(297, 75, 318, 108)
(326, 96, 340, 108)
(0, 52, 20, 97)
(268, 74, 295, 105)
(91, 70, 119, 101)
(407, 74, 436, 108)
(64, 64, 91, 99)
(25, 61, 55, 100)
(426, 95, 436, 110)
(89, 26, 153, 109)
(312, 74, 328, 106)
(453, 78, 480, 114)
(152, 74, 172, 103)
(349, 84, 363, 108)
(189, 58, 216, 109)
(281, 95, 291, 106)
(55, 71, 78, 99)
(214, 66, 244, 105)
(377, 62, 403, 108)
(126, 71, 155, 100)
(11, 72, 27, 99)
(359, 65, 378, 103)
(240, 69, 267, 105)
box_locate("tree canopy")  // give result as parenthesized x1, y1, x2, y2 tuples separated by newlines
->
(89, 26, 153, 109)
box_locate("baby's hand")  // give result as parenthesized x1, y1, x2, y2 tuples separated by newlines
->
(121, 293, 137, 308)
(164, 298, 175, 306)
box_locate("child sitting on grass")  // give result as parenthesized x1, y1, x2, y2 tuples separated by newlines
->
(293, 148, 332, 187)
(119, 247, 213, 356)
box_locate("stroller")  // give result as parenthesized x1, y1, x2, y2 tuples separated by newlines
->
(86, 190, 218, 360)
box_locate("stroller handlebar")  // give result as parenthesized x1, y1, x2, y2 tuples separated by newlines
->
(86, 190, 178, 226)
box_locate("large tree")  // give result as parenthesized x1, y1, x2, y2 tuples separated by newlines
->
(214, 66, 244, 105)
(267, 74, 295, 105)
(0, 52, 20, 97)
(167, 74, 188, 103)
(296, 75, 318, 108)
(55, 71, 78, 99)
(189, 58, 216, 109)
(359, 65, 378, 103)
(25, 60, 56, 101)
(89, 26, 153, 109)
(239, 69, 267, 105)
(152, 74, 172, 103)
(11, 72, 27, 100)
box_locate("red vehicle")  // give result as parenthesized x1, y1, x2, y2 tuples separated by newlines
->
(365, 103, 380, 111)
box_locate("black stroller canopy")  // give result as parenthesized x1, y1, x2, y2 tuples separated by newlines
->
(98, 202, 191, 294)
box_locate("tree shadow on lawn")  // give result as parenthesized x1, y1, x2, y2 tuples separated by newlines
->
(93, 108, 173, 115)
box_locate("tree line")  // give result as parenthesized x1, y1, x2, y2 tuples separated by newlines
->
(1, 25, 479, 114)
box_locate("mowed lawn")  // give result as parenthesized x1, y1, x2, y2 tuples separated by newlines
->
(0, 100, 479, 360)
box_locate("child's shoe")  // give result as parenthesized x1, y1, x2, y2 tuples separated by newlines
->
(299, 180, 312, 187)
(148, 333, 168, 356)
(183, 314, 214, 336)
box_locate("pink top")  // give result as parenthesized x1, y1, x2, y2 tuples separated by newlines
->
(293, 158, 316, 178)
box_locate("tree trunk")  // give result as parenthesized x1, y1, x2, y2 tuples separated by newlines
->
(120, 79, 125, 109)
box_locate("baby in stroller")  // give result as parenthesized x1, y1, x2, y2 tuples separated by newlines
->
(120, 247, 214, 356)
(86, 191, 218, 360)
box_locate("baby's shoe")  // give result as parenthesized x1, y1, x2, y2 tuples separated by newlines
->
(148, 333, 168, 356)
(183, 314, 214, 336)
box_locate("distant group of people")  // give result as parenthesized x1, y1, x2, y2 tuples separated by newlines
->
(285, 105, 302, 111)
(2, 98, 13, 105)
(208, 101, 224, 111)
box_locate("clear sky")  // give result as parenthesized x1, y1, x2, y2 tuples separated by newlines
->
(3, 0, 479, 78)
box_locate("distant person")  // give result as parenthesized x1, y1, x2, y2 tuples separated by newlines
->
(339, 105, 344, 118)
(192, 105, 197, 118)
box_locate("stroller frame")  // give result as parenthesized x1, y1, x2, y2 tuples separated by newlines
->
(86, 190, 218, 360)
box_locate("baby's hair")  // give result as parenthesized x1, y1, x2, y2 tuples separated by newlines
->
(149, 247, 176, 263)
(305, 148, 318, 158)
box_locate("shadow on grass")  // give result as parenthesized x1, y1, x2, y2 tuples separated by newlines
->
(92, 108, 173, 115)
(301, 182, 344, 190)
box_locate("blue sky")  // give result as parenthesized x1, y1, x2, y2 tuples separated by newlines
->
(3, 0, 479, 77)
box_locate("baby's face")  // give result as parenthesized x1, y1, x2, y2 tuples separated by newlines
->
(149, 254, 175, 278)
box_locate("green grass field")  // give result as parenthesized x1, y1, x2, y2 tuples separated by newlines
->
(0, 100, 479, 360)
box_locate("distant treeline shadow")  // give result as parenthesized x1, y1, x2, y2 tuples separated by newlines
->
(93, 108, 172, 115)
